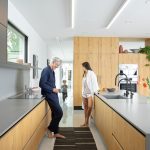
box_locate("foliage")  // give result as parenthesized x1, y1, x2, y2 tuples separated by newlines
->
(139, 46, 150, 62)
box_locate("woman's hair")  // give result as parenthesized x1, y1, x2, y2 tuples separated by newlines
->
(82, 62, 92, 77)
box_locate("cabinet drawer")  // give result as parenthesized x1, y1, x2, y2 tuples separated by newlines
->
(112, 111, 126, 147)
(112, 135, 123, 150)
(113, 111, 145, 150)
(0, 128, 14, 150)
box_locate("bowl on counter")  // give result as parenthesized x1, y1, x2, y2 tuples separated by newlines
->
(107, 88, 116, 92)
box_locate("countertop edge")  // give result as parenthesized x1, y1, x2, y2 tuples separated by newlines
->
(94, 93, 148, 136)
(0, 97, 45, 137)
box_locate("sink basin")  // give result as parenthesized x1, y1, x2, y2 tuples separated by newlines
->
(9, 93, 43, 99)
(102, 95, 127, 99)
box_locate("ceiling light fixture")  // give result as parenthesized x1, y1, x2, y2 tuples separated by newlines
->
(106, 0, 131, 29)
(71, 0, 75, 28)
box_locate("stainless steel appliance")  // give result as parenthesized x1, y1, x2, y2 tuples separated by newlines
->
(119, 64, 138, 92)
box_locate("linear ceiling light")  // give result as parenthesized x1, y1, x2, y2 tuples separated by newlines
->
(71, 0, 75, 28)
(106, 0, 131, 29)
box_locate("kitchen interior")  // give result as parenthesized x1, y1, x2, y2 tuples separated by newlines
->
(1, 0, 150, 150)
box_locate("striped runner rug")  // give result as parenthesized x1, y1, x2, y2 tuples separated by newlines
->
(54, 127, 97, 150)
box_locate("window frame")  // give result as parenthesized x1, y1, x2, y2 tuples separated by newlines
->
(7, 21, 28, 63)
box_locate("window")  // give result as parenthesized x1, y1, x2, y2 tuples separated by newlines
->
(7, 22, 28, 63)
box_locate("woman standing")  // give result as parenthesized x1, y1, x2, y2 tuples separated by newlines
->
(81, 62, 99, 127)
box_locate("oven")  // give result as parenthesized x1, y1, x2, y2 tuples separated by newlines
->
(120, 83, 137, 92)
(119, 64, 138, 93)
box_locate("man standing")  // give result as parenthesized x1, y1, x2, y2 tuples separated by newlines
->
(39, 57, 65, 138)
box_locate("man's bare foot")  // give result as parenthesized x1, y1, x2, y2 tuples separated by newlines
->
(54, 133, 66, 139)
(80, 123, 88, 127)
(46, 130, 55, 138)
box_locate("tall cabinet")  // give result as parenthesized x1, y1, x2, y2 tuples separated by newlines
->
(0, 0, 8, 64)
(73, 37, 119, 107)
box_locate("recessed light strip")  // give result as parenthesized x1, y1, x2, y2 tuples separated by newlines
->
(71, 0, 75, 28)
(106, 0, 131, 29)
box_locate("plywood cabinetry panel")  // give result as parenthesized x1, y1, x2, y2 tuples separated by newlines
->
(0, 100, 51, 150)
(88, 37, 99, 53)
(24, 115, 48, 150)
(73, 37, 119, 107)
(99, 54, 118, 90)
(113, 111, 145, 150)
(95, 96, 146, 150)
(13, 111, 33, 149)
(112, 136, 123, 150)
(94, 96, 113, 149)
(100, 37, 119, 54)
(119, 54, 139, 64)
(0, 128, 14, 150)
(78, 37, 89, 53)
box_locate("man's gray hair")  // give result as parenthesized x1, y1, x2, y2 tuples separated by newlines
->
(50, 57, 62, 65)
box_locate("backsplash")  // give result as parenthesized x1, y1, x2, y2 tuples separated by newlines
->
(0, 67, 30, 101)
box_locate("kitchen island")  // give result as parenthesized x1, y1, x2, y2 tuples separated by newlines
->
(94, 91, 150, 150)
(0, 93, 51, 149)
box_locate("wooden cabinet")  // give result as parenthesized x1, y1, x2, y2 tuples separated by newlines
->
(94, 96, 113, 150)
(24, 110, 51, 150)
(95, 96, 105, 135)
(94, 96, 146, 150)
(0, 23, 7, 64)
(99, 54, 118, 90)
(119, 53, 139, 64)
(99, 37, 119, 54)
(112, 111, 127, 148)
(0, 0, 8, 27)
(104, 102, 113, 150)
(0, 100, 51, 150)
(73, 37, 119, 107)
(113, 111, 145, 150)
(0, 128, 14, 150)
(112, 136, 123, 150)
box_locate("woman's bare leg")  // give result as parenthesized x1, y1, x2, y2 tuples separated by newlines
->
(81, 97, 88, 126)
(85, 96, 93, 125)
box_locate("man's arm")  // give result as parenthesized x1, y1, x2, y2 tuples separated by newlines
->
(39, 69, 53, 93)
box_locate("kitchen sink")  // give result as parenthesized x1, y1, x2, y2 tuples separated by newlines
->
(9, 93, 43, 99)
(102, 94, 127, 99)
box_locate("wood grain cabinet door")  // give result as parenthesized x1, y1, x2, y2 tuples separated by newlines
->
(119, 54, 139, 64)
(113, 111, 146, 150)
(112, 111, 126, 148)
(112, 136, 123, 150)
(0, 128, 15, 150)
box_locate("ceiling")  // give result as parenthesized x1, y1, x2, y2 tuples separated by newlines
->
(9, 0, 150, 60)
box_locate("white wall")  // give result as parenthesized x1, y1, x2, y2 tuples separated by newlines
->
(0, 1, 48, 101)
(8, 1, 48, 87)
(0, 68, 30, 101)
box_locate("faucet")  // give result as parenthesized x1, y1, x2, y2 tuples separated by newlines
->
(115, 70, 128, 86)
(118, 78, 134, 99)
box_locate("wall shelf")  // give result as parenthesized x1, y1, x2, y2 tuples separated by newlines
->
(0, 62, 30, 70)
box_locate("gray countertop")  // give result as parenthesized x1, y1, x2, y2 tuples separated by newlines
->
(95, 91, 150, 136)
(0, 93, 44, 137)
